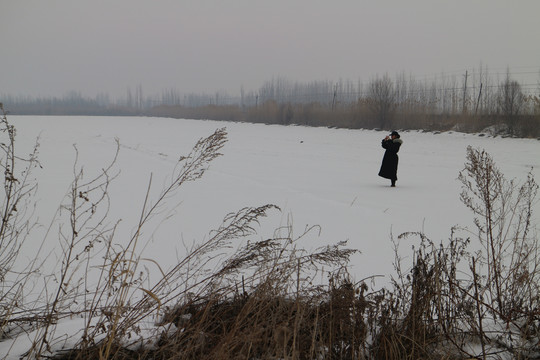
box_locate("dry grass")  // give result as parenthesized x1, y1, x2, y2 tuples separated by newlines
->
(145, 100, 540, 138)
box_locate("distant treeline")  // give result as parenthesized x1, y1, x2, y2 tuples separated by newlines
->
(2, 70, 540, 137)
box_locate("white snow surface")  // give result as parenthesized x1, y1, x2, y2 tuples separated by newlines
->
(3, 115, 540, 358)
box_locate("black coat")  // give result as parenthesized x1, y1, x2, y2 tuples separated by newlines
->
(378, 138, 403, 180)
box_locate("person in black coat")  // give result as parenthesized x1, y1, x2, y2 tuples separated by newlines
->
(378, 131, 403, 187)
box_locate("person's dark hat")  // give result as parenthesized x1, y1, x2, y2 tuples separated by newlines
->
(390, 131, 400, 138)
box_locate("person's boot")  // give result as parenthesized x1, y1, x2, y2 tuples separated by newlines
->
(391, 179, 396, 187)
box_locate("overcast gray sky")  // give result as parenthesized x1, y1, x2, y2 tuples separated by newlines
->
(1, 0, 539, 98)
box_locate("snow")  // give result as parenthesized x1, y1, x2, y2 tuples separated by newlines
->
(3, 115, 540, 358)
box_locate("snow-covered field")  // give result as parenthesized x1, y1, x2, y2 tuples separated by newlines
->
(4, 115, 540, 357)
(13, 115, 540, 279)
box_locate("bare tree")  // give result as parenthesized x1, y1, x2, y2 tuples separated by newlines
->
(498, 70, 525, 135)
(367, 74, 397, 129)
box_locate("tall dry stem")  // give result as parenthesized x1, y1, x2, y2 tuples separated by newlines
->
(0, 104, 42, 338)
(459, 146, 538, 320)
(27, 139, 119, 359)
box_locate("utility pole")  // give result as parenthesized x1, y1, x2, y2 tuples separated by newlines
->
(462, 71, 468, 114)
(475, 83, 483, 115)
(332, 84, 337, 111)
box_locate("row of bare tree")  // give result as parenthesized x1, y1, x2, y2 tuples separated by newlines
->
(2, 69, 539, 136)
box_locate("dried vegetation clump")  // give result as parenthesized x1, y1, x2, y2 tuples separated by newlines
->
(0, 105, 539, 359)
